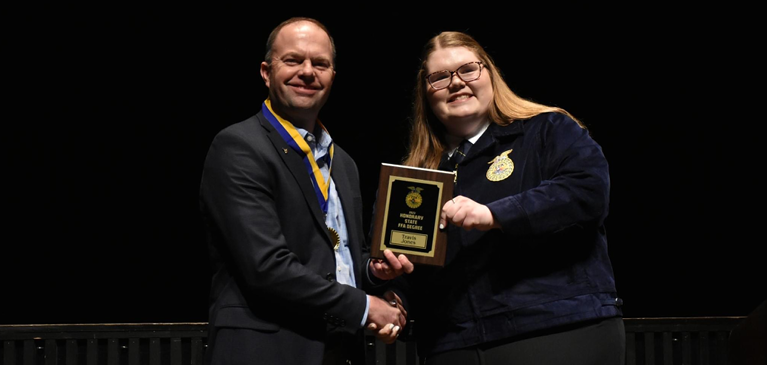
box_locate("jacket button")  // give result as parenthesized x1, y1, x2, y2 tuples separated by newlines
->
(326, 273, 335, 282)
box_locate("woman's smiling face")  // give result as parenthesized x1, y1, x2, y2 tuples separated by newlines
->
(425, 46, 493, 137)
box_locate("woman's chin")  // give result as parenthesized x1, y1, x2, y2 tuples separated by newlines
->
(442, 115, 485, 133)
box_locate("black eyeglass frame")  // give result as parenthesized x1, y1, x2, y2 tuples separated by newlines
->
(425, 61, 485, 90)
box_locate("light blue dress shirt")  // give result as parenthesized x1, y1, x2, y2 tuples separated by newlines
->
(298, 127, 369, 327)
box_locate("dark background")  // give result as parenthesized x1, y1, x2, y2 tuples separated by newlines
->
(4, 5, 764, 324)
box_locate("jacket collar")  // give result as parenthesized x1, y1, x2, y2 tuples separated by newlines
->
(460, 120, 525, 164)
(255, 112, 329, 235)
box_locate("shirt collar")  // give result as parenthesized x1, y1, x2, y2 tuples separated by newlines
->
(447, 120, 490, 157)
(296, 125, 333, 151)
(466, 120, 490, 144)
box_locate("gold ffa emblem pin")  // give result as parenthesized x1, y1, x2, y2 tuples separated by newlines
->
(486, 149, 514, 182)
(405, 186, 424, 209)
(328, 227, 341, 251)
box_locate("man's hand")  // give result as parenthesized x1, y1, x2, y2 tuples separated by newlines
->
(370, 249, 414, 281)
(366, 291, 406, 344)
(439, 195, 501, 231)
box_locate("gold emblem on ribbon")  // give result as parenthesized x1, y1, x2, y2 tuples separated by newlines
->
(405, 186, 424, 209)
(486, 149, 514, 182)
(328, 227, 341, 251)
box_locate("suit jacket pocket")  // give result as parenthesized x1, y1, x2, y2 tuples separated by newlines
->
(214, 306, 280, 332)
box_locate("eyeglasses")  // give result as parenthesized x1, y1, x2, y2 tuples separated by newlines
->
(425, 61, 484, 90)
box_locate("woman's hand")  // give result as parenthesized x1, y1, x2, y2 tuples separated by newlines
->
(439, 195, 501, 231)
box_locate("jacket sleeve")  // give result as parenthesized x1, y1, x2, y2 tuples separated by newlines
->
(487, 113, 610, 237)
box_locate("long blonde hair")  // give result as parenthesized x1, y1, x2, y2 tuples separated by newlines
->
(403, 31, 584, 169)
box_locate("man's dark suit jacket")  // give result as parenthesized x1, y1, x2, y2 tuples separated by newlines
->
(199, 111, 373, 365)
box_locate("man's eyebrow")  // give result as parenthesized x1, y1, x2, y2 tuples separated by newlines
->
(277, 52, 331, 65)
(279, 52, 302, 59)
(311, 56, 332, 64)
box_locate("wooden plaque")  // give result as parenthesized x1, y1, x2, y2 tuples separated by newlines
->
(370, 163, 454, 266)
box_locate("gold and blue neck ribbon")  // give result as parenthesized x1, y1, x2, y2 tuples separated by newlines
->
(262, 99, 334, 214)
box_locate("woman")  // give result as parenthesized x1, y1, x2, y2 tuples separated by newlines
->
(392, 31, 625, 365)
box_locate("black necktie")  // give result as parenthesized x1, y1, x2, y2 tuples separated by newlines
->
(451, 139, 471, 166)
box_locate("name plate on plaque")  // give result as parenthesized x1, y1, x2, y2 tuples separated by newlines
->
(370, 163, 454, 266)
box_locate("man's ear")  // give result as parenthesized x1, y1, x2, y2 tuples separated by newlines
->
(260, 61, 271, 87)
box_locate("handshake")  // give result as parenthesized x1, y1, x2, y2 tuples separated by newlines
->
(366, 291, 407, 345)
(365, 249, 414, 344)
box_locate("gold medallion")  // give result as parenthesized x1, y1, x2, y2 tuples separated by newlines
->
(328, 227, 341, 250)
(405, 186, 424, 209)
(486, 149, 514, 182)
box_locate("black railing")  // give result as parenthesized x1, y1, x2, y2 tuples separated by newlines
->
(1, 323, 206, 365)
(0, 317, 745, 365)
(623, 317, 743, 365)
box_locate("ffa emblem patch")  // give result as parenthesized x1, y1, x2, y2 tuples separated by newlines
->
(486, 149, 514, 182)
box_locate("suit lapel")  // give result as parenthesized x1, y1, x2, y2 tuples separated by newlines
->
(256, 112, 328, 232)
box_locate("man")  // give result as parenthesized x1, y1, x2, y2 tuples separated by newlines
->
(199, 17, 413, 365)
